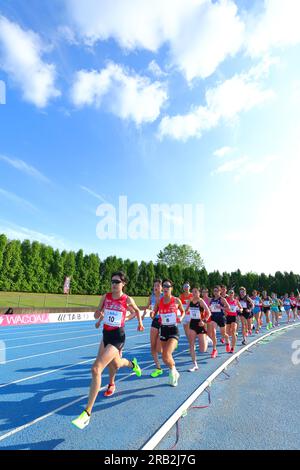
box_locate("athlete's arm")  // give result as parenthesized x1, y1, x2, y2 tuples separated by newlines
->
(199, 298, 211, 321)
(185, 300, 191, 315)
(151, 301, 160, 320)
(247, 296, 254, 310)
(94, 294, 106, 319)
(221, 296, 230, 311)
(142, 296, 152, 320)
(176, 298, 185, 322)
(127, 296, 144, 331)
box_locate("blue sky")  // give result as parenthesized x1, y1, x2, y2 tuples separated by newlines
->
(0, 0, 300, 275)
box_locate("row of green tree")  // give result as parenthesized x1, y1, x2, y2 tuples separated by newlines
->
(0, 234, 299, 296)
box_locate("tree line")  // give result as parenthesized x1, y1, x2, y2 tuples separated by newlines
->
(0, 234, 299, 297)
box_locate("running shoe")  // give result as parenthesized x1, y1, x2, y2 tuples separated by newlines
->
(268, 322, 273, 329)
(242, 339, 247, 346)
(169, 369, 180, 386)
(72, 410, 90, 430)
(132, 358, 142, 377)
(226, 343, 231, 353)
(104, 383, 115, 397)
(189, 364, 199, 372)
(211, 349, 218, 359)
(255, 329, 259, 334)
(150, 368, 163, 378)
(220, 338, 225, 344)
(230, 348, 235, 354)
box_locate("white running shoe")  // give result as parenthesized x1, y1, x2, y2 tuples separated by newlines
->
(169, 369, 180, 386)
(72, 410, 90, 430)
(189, 364, 199, 372)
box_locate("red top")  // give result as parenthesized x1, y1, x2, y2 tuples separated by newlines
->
(159, 296, 178, 326)
(103, 292, 128, 331)
(180, 293, 193, 306)
(226, 297, 238, 317)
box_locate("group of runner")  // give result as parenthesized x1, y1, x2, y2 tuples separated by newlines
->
(72, 272, 300, 430)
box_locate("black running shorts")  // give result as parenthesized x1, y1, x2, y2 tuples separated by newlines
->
(189, 319, 206, 335)
(103, 327, 125, 351)
(151, 317, 160, 330)
(226, 315, 237, 325)
(160, 325, 179, 342)
(211, 312, 226, 327)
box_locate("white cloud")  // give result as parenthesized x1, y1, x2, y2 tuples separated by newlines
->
(168, 0, 244, 81)
(213, 146, 235, 157)
(246, 0, 300, 58)
(65, 0, 244, 81)
(0, 188, 38, 212)
(159, 65, 274, 141)
(148, 60, 167, 78)
(212, 156, 248, 175)
(212, 154, 277, 180)
(0, 15, 60, 107)
(71, 62, 167, 125)
(0, 155, 50, 184)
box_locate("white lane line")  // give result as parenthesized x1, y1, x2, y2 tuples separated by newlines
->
(1, 332, 147, 364)
(0, 339, 152, 389)
(0, 321, 149, 340)
(141, 322, 300, 450)
(0, 345, 189, 443)
(0, 333, 102, 351)
(1, 327, 99, 343)
(0, 323, 94, 337)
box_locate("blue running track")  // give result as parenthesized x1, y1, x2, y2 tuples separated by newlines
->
(0, 318, 299, 450)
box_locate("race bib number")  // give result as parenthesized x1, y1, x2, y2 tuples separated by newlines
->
(190, 307, 200, 320)
(103, 309, 122, 327)
(211, 303, 221, 313)
(240, 301, 247, 309)
(161, 312, 177, 325)
(263, 301, 270, 306)
(230, 305, 237, 313)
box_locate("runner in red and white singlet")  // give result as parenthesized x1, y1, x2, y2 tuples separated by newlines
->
(72, 271, 144, 430)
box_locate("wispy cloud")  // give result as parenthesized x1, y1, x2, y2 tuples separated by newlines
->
(212, 157, 248, 175)
(0, 220, 71, 251)
(213, 146, 235, 158)
(0, 188, 38, 212)
(159, 61, 275, 141)
(80, 185, 108, 203)
(211, 155, 277, 180)
(0, 154, 50, 184)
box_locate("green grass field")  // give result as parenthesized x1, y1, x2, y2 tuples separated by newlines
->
(0, 292, 149, 309)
